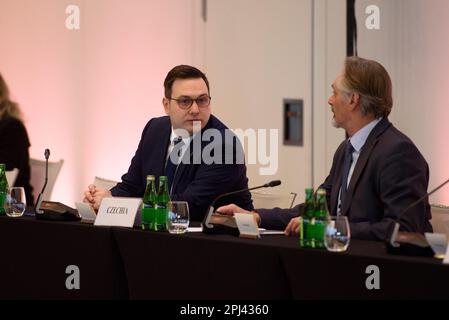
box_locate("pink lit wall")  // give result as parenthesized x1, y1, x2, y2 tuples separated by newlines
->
(2, 0, 449, 208)
(0, 0, 197, 206)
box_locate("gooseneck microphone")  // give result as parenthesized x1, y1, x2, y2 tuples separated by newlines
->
(202, 180, 281, 232)
(208, 180, 281, 211)
(34, 149, 50, 214)
(397, 177, 449, 222)
(387, 177, 449, 256)
(34, 149, 81, 221)
(263, 180, 282, 188)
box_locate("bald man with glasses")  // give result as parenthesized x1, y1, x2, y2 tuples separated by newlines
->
(83, 65, 253, 221)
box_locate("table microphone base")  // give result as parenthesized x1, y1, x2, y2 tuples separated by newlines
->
(386, 223, 434, 256)
(202, 223, 240, 236)
(35, 201, 81, 222)
(386, 239, 434, 256)
(202, 206, 240, 236)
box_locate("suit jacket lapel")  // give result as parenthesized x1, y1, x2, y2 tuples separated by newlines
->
(330, 145, 346, 215)
(341, 118, 392, 215)
(156, 120, 171, 177)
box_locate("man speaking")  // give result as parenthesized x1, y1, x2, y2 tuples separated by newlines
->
(217, 57, 432, 241)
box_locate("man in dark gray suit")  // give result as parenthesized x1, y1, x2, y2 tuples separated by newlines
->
(217, 56, 432, 241)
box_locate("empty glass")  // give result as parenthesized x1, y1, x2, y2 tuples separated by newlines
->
(166, 201, 189, 234)
(324, 216, 351, 252)
(5, 187, 26, 217)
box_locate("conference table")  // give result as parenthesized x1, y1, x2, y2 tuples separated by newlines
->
(0, 215, 448, 300)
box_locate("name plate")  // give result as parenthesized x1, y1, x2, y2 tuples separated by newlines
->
(234, 213, 260, 239)
(443, 241, 449, 265)
(75, 202, 97, 224)
(425, 232, 448, 259)
(94, 197, 142, 228)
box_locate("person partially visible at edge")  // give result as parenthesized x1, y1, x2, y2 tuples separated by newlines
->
(83, 65, 253, 221)
(217, 56, 432, 241)
(0, 73, 34, 206)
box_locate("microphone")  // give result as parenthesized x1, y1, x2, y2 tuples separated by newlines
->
(34, 148, 50, 213)
(34, 149, 81, 221)
(386, 177, 449, 256)
(202, 180, 281, 234)
(263, 180, 281, 188)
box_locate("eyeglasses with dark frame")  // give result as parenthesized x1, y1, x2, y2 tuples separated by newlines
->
(168, 94, 211, 110)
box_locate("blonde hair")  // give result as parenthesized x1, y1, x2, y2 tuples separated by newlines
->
(0, 73, 22, 121)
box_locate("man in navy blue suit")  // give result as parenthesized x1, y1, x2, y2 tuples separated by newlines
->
(217, 57, 432, 241)
(83, 65, 253, 221)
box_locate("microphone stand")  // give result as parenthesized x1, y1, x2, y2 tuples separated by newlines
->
(34, 149, 50, 214)
(202, 180, 281, 234)
(386, 177, 449, 256)
(34, 149, 81, 221)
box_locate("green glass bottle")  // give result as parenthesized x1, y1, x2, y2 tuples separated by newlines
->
(155, 176, 170, 231)
(310, 188, 329, 249)
(0, 164, 9, 215)
(141, 175, 156, 230)
(299, 188, 315, 248)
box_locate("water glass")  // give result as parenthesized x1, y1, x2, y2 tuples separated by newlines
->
(5, 187, 26, 217)
(324, 216, 350, 252)
(166, 201, 189, 234)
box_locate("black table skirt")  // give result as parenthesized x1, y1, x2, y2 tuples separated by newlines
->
(0, 215, 448, 300)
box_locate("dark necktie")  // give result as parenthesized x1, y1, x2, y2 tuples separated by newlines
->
(339, 140, 354, 210)
(165, 137, 183, 191)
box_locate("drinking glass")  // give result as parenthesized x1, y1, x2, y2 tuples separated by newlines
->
(324, 216, 350, 252)
(5, 187, 26, 217)
(166, 201, 189, 234)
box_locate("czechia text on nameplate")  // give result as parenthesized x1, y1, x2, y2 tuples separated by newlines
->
(94, 197, 142, 228)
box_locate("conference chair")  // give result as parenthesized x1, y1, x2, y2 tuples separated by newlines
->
(5, 168, 19, 187)
(430, 204, 449, 235)
(29, 158, 64, 201)
(251, 190, 297, 209)
(93, 176, 118, 190)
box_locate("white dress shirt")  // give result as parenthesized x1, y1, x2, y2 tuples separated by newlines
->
(166, 129, 193, 165)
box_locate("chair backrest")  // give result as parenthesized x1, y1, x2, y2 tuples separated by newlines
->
(251, 190, 297, 209)
(431, 204, 449, 234)
(29, 158, 64, 201)
(5, 168, 19, 186)
(93, 176, 118, 190)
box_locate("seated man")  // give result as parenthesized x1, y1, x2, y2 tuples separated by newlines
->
(217, 56, 432, 241)
(84, 65, 253, 221)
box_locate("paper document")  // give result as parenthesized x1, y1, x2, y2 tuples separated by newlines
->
(187, 227, 203, 233)
(259, 228, 285, 235)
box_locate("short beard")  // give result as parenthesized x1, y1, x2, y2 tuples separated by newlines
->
(332, 118, 340, 128)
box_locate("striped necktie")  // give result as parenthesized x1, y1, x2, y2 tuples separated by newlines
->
(339, 140, 354, 211)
